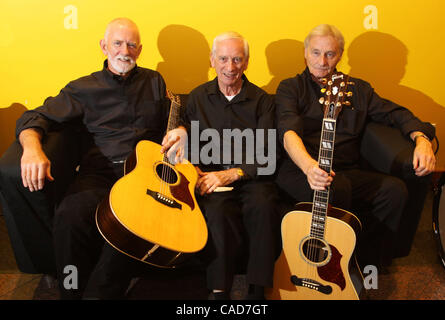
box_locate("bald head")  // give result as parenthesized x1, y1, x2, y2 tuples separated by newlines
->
(104, 18, 141, 45)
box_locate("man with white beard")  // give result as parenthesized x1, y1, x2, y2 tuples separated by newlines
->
(10, 18, 185, 299)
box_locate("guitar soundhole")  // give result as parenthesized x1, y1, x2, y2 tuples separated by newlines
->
(155, 162, 179, 184)
(300, 237, 331, 266)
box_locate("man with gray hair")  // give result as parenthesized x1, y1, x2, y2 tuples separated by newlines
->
(5, 18, 185, 299)
(180, 31, 280, 300)
(275, 24, 435, 268)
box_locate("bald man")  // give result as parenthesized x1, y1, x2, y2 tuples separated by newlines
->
(14, 18, 182, 299)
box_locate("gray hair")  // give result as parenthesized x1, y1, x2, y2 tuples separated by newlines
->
(304, 24, 344, 54)
(211, 31, 250, 58)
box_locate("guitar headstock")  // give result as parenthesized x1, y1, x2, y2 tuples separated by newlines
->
(318, 72, 354, 120)
(166, 89, 181, 108)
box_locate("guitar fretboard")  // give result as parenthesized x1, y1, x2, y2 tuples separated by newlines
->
(163, 94, 181, 164)
(166, 100, 181, 132)
(310, 118, 337, 239)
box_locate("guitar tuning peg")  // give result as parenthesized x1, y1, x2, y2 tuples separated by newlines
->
(321, 88, 326, 93)
(320, 78, 327, 84)
(347, 81, 355, 85)
(343, 101, 351, 106)
(336, 102, 342, 107)
(325, 100, 329, 106)
(326, 91, 331, 96)
(328, 80, 333, 86)
(340, 82, 345, 87)
(347, 92, 353, 97)
(319, 97, 325, 104)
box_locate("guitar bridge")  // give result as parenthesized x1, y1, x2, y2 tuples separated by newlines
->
(290, 275, 332, 295)
(146, 189, 182, 210)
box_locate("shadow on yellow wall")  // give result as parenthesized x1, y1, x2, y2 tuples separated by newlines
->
(0, 103, 26, 156)
(262, 39, 305, 94)
(156, 24, 210, 94)
(347, 31, 445, 169)
(2, 30, 443, 170)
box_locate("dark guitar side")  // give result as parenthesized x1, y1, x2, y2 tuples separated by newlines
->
(96, 194, 189, 268)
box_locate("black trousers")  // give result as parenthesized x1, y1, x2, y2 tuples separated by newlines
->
(0, 164, 56, 274)
(276, 167, 408, 267)
(197, 180, 281, 291)
(53, 165, 144, 299)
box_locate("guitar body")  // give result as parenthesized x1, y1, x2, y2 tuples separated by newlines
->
(96, 140, 208, 268)
(266, 202, 362, 300)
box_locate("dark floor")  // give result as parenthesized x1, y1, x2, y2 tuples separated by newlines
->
(1, 187, 445, 300)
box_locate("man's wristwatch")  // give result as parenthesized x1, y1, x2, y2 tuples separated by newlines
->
(413, 133, 430, 143)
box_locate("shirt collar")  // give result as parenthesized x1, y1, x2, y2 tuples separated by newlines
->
(206, 74, 255, 102)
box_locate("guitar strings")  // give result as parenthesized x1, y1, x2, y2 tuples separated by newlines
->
(160, 94, 180, 199)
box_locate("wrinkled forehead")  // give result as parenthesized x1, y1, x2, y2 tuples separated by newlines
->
(306, 35, 341, 53)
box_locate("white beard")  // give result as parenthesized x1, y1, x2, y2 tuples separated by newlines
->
(108, 55, 136, 74)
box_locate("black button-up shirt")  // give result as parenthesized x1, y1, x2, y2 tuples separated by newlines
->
(276, 67, 435, 172)
(183, 76, 276, 178)
(16, 61, 170, 166)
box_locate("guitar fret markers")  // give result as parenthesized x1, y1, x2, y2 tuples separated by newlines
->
(323, 120, 335, 131)
(321, 141, 332, 149)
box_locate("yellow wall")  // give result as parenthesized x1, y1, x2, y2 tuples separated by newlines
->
(1, 0, 444, 168)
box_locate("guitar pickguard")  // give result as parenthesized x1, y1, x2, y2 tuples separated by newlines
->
(170, 171, 195, 210)
(317, 243, 346, 290)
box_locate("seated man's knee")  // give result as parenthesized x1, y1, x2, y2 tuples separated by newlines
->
(246, 182, 278, 206)
(381, 176, 408, 206)
(0, 159, 21, 185)
(54, 190, 103, 233)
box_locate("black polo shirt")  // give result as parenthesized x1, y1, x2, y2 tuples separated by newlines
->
(183, 75, 276, 178)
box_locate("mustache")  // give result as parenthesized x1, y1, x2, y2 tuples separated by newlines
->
(116, 55, 134, 63)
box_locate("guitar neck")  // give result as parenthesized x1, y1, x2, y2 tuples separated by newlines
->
(163, 91, 182, 164)
(310, 118, 337, 239)
(166, 100, 181, 132)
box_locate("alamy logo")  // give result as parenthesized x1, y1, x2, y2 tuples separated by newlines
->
(363, 5, 378, 30)
(187, 121, 276, 176)
(363, 265, 378, 289)
(64, 5, 78, 30)
(63, 265, 78, 290)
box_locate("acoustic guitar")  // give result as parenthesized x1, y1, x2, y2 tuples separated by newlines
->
(266, 72, 363, 300)
(96, 90, 208, 268)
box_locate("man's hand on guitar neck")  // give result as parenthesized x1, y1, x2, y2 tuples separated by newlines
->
(161, 126, 187, 164)
(305, 160, 335, 191)
(283, 130, 334, 191)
